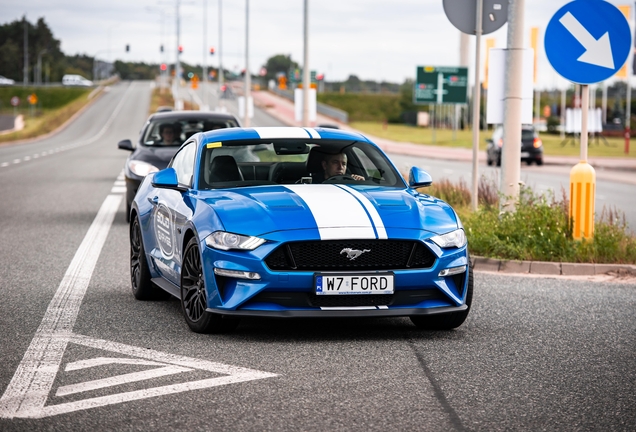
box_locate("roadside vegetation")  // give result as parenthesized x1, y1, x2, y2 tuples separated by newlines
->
(149, 85, 195, 114)
(0, 86, 96, 144)
(424, 177, 636, 264)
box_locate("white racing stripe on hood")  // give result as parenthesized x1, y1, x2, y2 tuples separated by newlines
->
(285, 184, 376, 239)
(253, 127, 320, 139)
(338, 185, 388, 239)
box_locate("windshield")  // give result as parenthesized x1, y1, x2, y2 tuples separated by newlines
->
(198, 139, 403, 189)
(142, 117, 239, 147)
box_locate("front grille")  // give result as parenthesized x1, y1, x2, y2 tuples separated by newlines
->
(265, 240, 436, 271)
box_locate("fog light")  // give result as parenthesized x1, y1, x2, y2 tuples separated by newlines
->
(438, 265, 466, 277)
(214, 268, 261, 280)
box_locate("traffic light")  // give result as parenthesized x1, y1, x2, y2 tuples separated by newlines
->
(178, 45, 183, 54)
(209, 47, 215, 55)
(160, 63, 167, 71)
(125, 44, 130, 52)
(160, 45, 164, 53)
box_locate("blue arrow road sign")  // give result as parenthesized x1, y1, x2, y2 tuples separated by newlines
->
(545, 0, 631, 84)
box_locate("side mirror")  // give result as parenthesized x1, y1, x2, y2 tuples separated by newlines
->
(408, 166, 433, 188)
(152, 167, 185, 191)
(118, 139, 134, 151)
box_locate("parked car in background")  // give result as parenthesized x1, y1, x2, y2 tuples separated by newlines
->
(0, 75, 15, 86)
(118, 111, 240, 221)
(486, 124, 543, 166)
(62, 74, 93, 86)
(128, 126, 472, 333)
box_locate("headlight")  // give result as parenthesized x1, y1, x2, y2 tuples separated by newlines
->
(128, 160, 159, 177)
(205, 231, 265, 251)
(430, 229, 467, 248)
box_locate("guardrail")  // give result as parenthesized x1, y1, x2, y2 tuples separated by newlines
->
(270, 87, 348, 124)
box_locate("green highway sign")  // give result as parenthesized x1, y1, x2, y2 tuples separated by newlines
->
(414, 66, 468, 104)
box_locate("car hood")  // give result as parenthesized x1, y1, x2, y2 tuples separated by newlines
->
(132, 145, 180, 169)
(200, 184, 459, 239)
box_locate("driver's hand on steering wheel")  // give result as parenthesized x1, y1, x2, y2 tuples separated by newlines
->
(350, 174, 365, 181)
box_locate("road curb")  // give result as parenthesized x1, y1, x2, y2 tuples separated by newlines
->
(472, 256, 636, 276)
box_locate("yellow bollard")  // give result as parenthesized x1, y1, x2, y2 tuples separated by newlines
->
(569, 161, 596, 240)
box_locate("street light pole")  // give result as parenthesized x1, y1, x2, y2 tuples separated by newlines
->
(470, 0, 483, 211)
(218, 0, 224, 109)
(174, 0, 183, 110)
(302, 0, 310, 127)
(244, 0, 250, 127)
(202, 0, 208, 110)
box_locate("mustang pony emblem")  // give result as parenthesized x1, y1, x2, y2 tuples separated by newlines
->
(340, 248, 371, 261)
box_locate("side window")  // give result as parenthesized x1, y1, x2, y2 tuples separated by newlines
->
(170, 141, 196, 186)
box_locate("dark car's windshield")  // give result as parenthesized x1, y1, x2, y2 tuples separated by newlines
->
(198, 139, 403, 189)
(143, 117, 239, 147)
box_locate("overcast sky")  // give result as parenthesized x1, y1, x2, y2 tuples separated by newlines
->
(2, 0, 633, 89)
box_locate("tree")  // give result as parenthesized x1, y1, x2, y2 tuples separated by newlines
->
(262, 54, 298, 83)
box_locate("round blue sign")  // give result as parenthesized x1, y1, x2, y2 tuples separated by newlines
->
(545, 0, 631, 84)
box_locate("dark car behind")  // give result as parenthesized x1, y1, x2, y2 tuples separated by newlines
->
(118, 111, 240, 221)
(486, 124, 543, 166)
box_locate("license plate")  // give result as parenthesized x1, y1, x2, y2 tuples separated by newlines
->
(520, 152, 530, 158)
(315, 273, 394, 295)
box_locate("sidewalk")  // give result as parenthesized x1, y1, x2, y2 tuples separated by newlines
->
(251, 90, 636, 173)
(252, 90, 636, 281)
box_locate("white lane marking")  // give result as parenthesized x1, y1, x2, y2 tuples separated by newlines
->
(339, 185, 388, 239)
(284, 184, 376, 239)
(1, 162, 8, 167)
(56, 365, 193, 397)
(114, 180, 125, 186)
(23, 156, 31, 161)
(65, 357, 171, 371)
(0, 192, 122, 419)
(110, 186, 126, 194)
(12, 159, 20, 164)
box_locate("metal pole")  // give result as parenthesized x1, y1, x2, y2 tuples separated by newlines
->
(244, 0, 250, 127)
(602, 81, 607, 124)
(626, 72, 632, 154)
(23, 18, 28, 86)
(174, 0, 182, 110)
(581, 85, 589, 162)
(470, 0, 483, 211)
(302, 0, 310, 127)
(561, 87, 566, 140)
(500, 0, 525, 212)
(218, 0, 224, 109)
(202, 0, 208, 111)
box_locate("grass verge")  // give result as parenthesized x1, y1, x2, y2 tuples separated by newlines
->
(0, 91, 99, 144)
(352, 121, 636, 159)
(149, 85, 196, 115)
(424, 177, 636, 264)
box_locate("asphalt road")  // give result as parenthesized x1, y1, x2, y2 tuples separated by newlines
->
(0, 81, 634, 431)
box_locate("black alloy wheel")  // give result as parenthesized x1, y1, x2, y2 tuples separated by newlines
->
(130, 216, 168, 300)
(181, 237, 239, 333)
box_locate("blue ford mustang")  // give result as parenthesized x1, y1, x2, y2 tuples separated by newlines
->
(129, 127, 472, 333)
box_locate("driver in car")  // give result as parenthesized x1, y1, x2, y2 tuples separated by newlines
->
(157, 123, 178, 146)
(322, 153, 364, 181)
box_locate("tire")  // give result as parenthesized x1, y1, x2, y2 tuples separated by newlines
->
(181, 237, 240, 334)
(130, 216, 169, 300)
(410, 263, 473, 330)
(536, 158, 544, 166)
(125, 201, 131, 223)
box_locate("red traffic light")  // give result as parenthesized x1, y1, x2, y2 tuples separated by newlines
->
(178, 45, 183, 53)
(316, 73, 324, 81)
(160, 63, 167, 71)
(209, 47, 215, 55)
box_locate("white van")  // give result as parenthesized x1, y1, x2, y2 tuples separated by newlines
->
(62, 74, 93, 87)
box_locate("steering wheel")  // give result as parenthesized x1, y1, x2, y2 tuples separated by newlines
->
(323, 175, 355, 183)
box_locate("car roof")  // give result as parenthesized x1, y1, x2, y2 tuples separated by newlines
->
(148, 110, 239, 122)
(199, 126, 370, 145)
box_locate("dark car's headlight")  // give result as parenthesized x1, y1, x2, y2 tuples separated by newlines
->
(128, 160, 159, 177)
(205, 231, 265, 251)
(430, 229, 467, 248)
